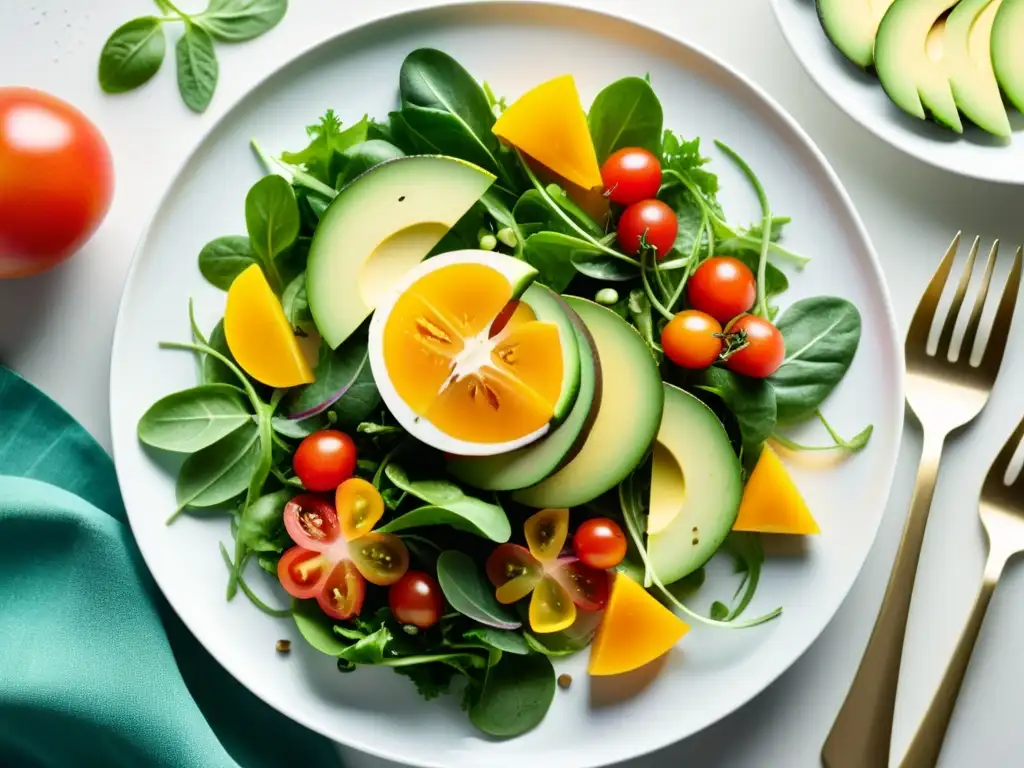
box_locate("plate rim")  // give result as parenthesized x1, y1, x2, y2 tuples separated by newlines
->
(109, 2, 906, 765)
(768, 0, 1022, 186)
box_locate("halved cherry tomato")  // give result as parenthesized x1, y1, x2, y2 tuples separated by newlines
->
(724, 314, 785, 378)
(661, 310, 723, 370)
(687, 257, 756, 324)
(487, 509, 607, 634)
(389, 571, 444, 629)
(349, 532, 411, 586)
(573, 518, 627, 570)
(293, 430, 357, 492)
(336, 477, 384, 540)
(317, 560, 366, 620)
(617, 199, 678, 260)
(283, 495, 340, 550)
(600, 147, 662, 206)
(278, 547, 329, 600)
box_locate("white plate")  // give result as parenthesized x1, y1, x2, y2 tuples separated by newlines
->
(110, 3, 904, 766)
(771, 0, 1024, 185)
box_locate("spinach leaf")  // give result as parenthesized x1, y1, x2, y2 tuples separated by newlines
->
(333, 139, 405, 189)
(469, 653, 556, 737)
(543, 184, 604, 237)
(436, 550, 521, 630)
(175, 23, 218, 113)
(244, 175, 299, 291)
(521, 232, 582, 293)
(98, 17, 166, 94)
(271, 414, 323, 439)
(280, 272, 311, 331)
(769, 297, 861, 423)
(381, 464, 511, 542)
(292, 598, 350, 656)
(203, 320, 239, 386)
(198, 235, 255, 290)
(288, 334, 371, 419)
(236, 488, 293, 553)
(399, 48, 518, 188)
(571, 248, 638, 282)
(174, 420, 261, 515)
(329, 362, 381, 428)
(137, 384, 250, 452)
(696, 367, 776, 458)
(731, 251, 788, 307)
(588, 76, 663, 162)
(395, 105, 506, 180)
(462, 628, 530, 655)
(194, 0, 288, 43)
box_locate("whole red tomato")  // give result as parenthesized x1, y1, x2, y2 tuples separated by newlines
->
(293, 430, 358, 492)
(600, 148, 662, 206)
(687, 257, 757, 324)
(724, 315, 785, 378)
(389, 571, 445, 629)
(0, 88, 113, 278)
(616, 200, 678, 260)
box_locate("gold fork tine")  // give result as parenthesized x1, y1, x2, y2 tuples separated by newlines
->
(980, 246, 1022, 376)
(989, 415, 1024, 493)
(959, 241, 1000, 363)
(906, 232, 960, 351)
(935, 236, 979, 356)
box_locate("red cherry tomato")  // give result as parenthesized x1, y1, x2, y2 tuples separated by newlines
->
(293, 430, 357, 491)
(724, 315, 785, 378)
(572, 518, 627, 571)
(617, 200, 678, 260)
(661, 310, 724, 370)
(277, 546, 330, 600)
(283, 495, 340, 549)
(600, 147, 662, 206)
(0, 88, 114, 278)
(317, 560, 366, 620)
(389, 571, 444, 629)
(688, 257, 757, 324)
(554, 558, 610, 611)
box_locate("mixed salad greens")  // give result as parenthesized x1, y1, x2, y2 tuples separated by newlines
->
(138, 48, 869, 738)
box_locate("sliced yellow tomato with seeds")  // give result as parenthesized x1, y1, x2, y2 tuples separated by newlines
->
(524, 507, 569, 562)
(336, 478, 385, 541)
(529, 574, 577, 634)
(224, 264, 314, 388)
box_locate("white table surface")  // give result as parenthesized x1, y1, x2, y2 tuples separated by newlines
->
(4, 1, 1024, 766)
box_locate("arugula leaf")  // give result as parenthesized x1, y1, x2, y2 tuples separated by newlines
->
(98, 17, 166, 94)
(176, 23, 218, 113)
(715, 533, 766, 621)
(281, 111, 369, 185)
(772, 409, 872, 453)
(588, 76, 664, 162)
(662, 131, 720, 202)
(393, 662, 459, 700)
(336, 625, 392, 665)
(137, 384, 250, 452)
(194, 0, 288, 43)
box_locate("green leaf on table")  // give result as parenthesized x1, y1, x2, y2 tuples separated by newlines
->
(174, 421, 261, 513)
(292, 598, 350, 656)
(236, 488, 293, 553)
(469, 653, 556, 737)
(245, 175, 300, 267)
(194, 0, 288, 43)
(587, 76, 664, 163)
(435, 550, 521, 630)
(769, 297, 861, 423)
(98, 17, 166, 94)
(281, 110, 369, 186)
(175, 23, 219, 113)
(380, 464, 511, 542)
(137, 383, 250, 452)
(198, 235, 255, 290)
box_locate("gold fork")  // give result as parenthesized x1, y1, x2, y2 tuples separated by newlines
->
(900, 413, 1024, 767)
(822, 234, 1023, 768)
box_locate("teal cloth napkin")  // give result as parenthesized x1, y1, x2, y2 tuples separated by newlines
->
(0, 366, 345, 768)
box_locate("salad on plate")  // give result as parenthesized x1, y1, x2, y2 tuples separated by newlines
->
(137, 48, 869, 738)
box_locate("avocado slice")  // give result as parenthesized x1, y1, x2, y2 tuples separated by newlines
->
(447, 288, 595, 490)
(646, 384, 742, 586)
(306, 155, 496, 349)
(816, 0, 897, 69)
(946, 0, 1012, 137)
(875, 0, 964, 133)
(993, 0, 1024, 114)
(512, 297, 663, 509)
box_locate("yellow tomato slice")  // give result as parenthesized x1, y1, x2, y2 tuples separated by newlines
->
(348, 532, 410, 586)
(529, 574, 577, 634)
(336, 478, 385, 541)
(524, 507, 569, 562)
(486, 543, 543, 604)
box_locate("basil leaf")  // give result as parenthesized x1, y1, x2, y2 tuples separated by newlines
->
(198, 235, 255, 290)
(469, 653, 556, 737)
(98, 17, 166, 94)
(236, 488, 293, 553)
(175, 421, 261, 511)
(176, 23, 218, 113)
(769, 297, 861, 423)
(245, 175, 300, 266)
(382, 465, 511, 542)
(288, 334, 371, 419)
(194, 0, 288, 43)
(137, 383, 250, 452)
(587, 76, 663, 162)
(436, 551, 520, 630)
